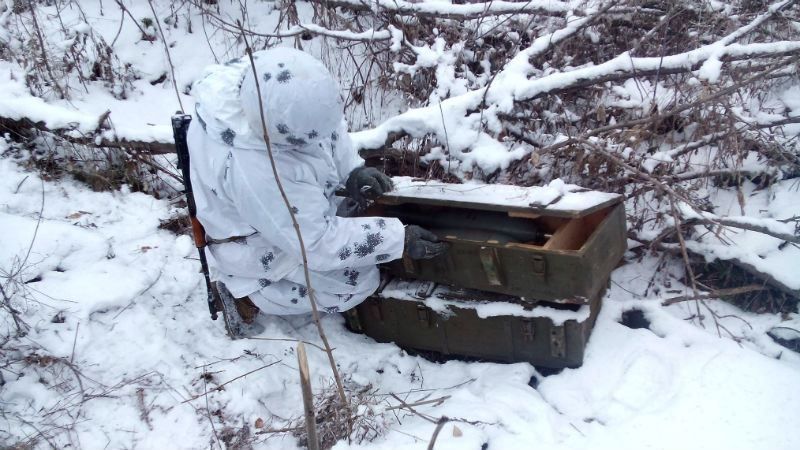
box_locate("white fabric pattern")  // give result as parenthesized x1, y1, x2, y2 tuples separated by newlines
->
(188, 48, 405, 315)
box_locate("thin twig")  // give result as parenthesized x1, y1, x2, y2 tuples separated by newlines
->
(661, 285, 766, 306)
(427, 417, 449, 450)
(182, 360, 281, 403)
(236, 20, 348, 407)
(147, 0, 184, 112)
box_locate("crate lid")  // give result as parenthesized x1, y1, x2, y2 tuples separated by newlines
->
(380, 177, 623, 218)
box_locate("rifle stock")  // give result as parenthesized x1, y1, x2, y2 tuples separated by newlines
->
(171, 113, 220, 320)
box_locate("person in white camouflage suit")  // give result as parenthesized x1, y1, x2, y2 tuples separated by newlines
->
(188, 47, 446, 321)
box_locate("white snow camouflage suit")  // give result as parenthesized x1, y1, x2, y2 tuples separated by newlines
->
(188, 48, 405, 315)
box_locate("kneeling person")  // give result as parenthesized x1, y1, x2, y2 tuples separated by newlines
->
(187, 47, 446, 322)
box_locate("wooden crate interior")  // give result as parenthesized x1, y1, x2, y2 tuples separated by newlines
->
(368, 202, 612, 252)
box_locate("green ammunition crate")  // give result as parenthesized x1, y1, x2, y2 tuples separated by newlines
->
(345, 280, 602, 369)
(367, 179, 627, 305)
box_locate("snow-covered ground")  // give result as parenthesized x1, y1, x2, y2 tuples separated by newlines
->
(2, 1, 800, 448)
(2, 146, 799, 449)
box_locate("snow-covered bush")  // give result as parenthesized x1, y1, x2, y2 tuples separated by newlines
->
(1, 1, 799, 448)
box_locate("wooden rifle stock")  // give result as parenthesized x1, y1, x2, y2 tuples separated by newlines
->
(171, 113, 220, 320)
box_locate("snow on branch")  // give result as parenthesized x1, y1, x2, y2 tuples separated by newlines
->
(353, 1, 799, 174)
(325, 0, 572, 19)
(203, 10, 402, 43)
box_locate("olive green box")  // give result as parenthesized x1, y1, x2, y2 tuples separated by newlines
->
(345, 282, 602, 369)
(366, 179, 627, 305)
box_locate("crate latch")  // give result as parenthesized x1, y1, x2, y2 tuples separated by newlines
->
(414, 280, 437, 299)
(550, 325, 566, 358)
(479, 246, 504, 286)
(521, 319, 535, 342)
(416, 304, 432, 327)
(402, 253, 417, 275)
(344, 309, 363, 332)
(369, 301, 384, 322)
(532, 254, 546, 276)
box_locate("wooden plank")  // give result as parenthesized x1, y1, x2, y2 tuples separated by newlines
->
(508, 210, 541, 219)
(297, 343, 319, 450)
(543, 217, 590, 251)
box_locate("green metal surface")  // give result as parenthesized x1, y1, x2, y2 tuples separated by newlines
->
(346, 291, 602, 369)
(348, 191, 625, 368)
(371, 202, 626, 304)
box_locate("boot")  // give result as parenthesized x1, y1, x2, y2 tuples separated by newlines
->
(235, 296, 260, 324)
(215, 282, 264, 339)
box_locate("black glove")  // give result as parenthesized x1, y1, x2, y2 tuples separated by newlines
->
(345, 166, 393, 207)
(405, 225, 449, 260)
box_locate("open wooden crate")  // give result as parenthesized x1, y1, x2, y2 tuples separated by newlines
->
(366, 178, 627, 304)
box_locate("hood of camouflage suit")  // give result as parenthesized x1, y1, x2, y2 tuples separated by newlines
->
(192, 47, 343, 151)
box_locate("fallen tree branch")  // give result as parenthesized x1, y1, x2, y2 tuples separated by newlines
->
(196, 3, 399, 42)
(0, 116, 175, 154)
(323, 0, 571, 19)
(354, 3, 799, 152)
(182, 360, 281, 403)
(661, 285, 766, 306)
(689, 216, 800, 245)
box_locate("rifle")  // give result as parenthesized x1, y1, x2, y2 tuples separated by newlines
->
(171, 113, 220, 320)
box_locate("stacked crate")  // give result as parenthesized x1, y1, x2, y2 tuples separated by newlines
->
(346, 178, 626, 369)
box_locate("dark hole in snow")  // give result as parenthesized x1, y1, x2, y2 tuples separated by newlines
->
(51, 311, 66, 323)
(263, 72, 272, 82)
(24, 275, 43, 284)
(620, 309, 651, 330)
(307, 130, 318, 139)
(149, 73, 167, 85)
(276, 123, 289, 134)
(768, 327, 800, 353)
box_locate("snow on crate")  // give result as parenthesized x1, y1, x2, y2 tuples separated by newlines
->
(389, 177, 621, 215)
(380, 278, 590, 325)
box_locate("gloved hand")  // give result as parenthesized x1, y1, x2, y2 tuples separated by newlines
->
(345, 166, 393, 207)
(405, 225, 449, 260)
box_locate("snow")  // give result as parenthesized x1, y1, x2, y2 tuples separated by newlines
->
(0, 61, 103, 135)
(2, 147, 800, 449)
(390, 177, 620, 212)
(332, 0, 571, 17)
(2, 0, 800, 448)
(674, 179, 800, 293)
(379, 278, 590, 325)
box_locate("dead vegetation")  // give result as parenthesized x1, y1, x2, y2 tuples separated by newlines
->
(1, 0, 800, 448)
